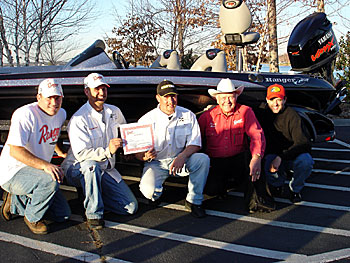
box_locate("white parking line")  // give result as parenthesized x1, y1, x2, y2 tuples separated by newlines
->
(161, 203, 350, 237)
(331, 139, 350, 149)
(312, 169, 350, 175)
(304, 182, 350, 192)
(69, 215, 306, 261)
(276, 248, 350, 263)
(312, 147, 350, 152)
(0, 231, 129, 263)
(313, 157, 350, 164)
(228, 192, 350, 212)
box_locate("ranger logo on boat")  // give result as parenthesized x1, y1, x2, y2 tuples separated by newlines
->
(264, 77, 309, 86)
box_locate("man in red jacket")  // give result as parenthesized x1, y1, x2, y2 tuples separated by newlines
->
(198, 78, 275, 213)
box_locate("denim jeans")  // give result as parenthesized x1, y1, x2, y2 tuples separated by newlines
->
(1, 166, 71, 223)
(139, 153, 210, 205)
(264, 153, 314, 193)
(65, 160, 138, 220)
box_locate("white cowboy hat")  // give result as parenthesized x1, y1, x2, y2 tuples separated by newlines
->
(208, 78, 244, 97)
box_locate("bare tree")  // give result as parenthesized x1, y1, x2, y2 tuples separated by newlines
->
(148, 0, 219, 60)
(268, 0, 279, 72)
(1, 0, 96, 66)
(0, 6, 14, 66)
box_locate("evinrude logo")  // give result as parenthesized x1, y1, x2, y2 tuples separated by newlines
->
(265, 77, 309, 86)
(311, 37, 335, 62)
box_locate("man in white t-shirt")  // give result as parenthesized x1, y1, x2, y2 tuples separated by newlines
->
(61, 73, 138, 230)
(0, 79, 71, 235)
(136, 80, 210, 218)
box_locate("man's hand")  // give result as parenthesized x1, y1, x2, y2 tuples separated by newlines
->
(43, 163, 64, 183)
(249, 155, 262, 182)
(144, 148, 157, 161)
(135, 148, 157, 162)
(269, 156, 281, 173)
(169, 154, 186, 175)
(109, 138, 124, 155)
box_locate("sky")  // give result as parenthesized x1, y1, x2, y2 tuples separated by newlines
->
(69, 0, 350, 61)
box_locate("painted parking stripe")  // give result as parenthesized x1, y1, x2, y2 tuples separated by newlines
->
(161, 203, 350, 237)
(275, 248, 350, 263)
(0, 231, 129, 263)
(303, 182, 350, 192)
(312, 147, 350, 152)
(312, 169, 350, 175)
(69, 215, 306, 261)
(331, 139, 350, 148)
(228, 192, 350, 212)
(313, 157, 350, 163)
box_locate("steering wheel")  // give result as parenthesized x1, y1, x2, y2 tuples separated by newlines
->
(112, 51, 129, 69)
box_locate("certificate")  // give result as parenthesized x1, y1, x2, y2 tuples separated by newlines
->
(119, 123, 155, 155)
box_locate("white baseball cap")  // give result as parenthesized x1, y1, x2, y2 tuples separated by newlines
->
(38, 79, 64, 97)
(208, 78, 244, 97)
(84, 73, 110, 89)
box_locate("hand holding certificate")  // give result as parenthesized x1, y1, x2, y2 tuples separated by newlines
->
(119, 123, 155, 155)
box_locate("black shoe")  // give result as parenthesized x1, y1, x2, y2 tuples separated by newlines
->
(217, 193, 229, 200)
(249, 196, 276, 214)
(185, 200, 206, 218)
(268, 185, 283, 198)
(147, 198, 162, 207)
(87, 219, 105, 230)
(289, 191, 302, 203)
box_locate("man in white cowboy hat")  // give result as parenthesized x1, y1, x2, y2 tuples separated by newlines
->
(0, 78, 71, 234)
(61, 73, 138, 230)
(198, 78, 275, 213)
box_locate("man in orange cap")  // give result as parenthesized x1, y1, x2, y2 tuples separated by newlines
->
(256, 83, 314, 203)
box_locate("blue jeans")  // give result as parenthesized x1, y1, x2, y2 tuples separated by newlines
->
(264, 153, 314, 193)
(65, 160, 138, 220)
(139, 153, 210, 205)
(1, 166, 71, 223)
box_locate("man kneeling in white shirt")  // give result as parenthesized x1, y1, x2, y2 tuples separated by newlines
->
(62, 73, 138, 230)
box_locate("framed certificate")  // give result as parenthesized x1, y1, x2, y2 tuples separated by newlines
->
(119, 123, 155, 155)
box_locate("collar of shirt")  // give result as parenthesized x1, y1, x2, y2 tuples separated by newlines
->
(156, 104, 178, 121)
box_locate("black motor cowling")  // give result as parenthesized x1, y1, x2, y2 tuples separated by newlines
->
(287, 12, 339, 85)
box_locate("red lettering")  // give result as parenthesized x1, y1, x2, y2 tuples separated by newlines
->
(39, 125, 60, 144)
(311, 37, 334, 62)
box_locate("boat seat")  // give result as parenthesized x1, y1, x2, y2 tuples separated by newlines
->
(219, 0, 260, 46)
(150, 50, 181, 70)
(190, 49, 227, 72)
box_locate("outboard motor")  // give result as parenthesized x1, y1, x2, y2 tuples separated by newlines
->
(287, 12, 339, 86)
(288, 12, 347, 114)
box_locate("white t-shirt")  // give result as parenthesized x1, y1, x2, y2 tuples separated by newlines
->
(0, 102, 66, 185)
(138, 105, 201, 160)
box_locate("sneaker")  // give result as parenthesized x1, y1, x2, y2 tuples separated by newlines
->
(289, 191, 302, 203)
(185, 200, 206, 218)
(24, 217, 48, 235)
(249, 196, 276, 214)
(1, 191, 12, 221)
(87, 218, 105, 230)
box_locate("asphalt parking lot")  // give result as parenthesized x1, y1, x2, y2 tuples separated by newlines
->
(0, 120, 349, 263)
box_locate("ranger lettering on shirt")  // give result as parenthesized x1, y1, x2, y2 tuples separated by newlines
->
(39, 125, 60, 144)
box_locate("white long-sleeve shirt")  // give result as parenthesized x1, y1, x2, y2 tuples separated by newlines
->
(62, 102, 126, 182)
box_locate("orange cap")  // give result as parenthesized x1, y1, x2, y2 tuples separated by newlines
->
(266, 84, 285, 100)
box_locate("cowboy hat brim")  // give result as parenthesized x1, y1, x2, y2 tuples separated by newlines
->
(208, 85, 244, 97)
